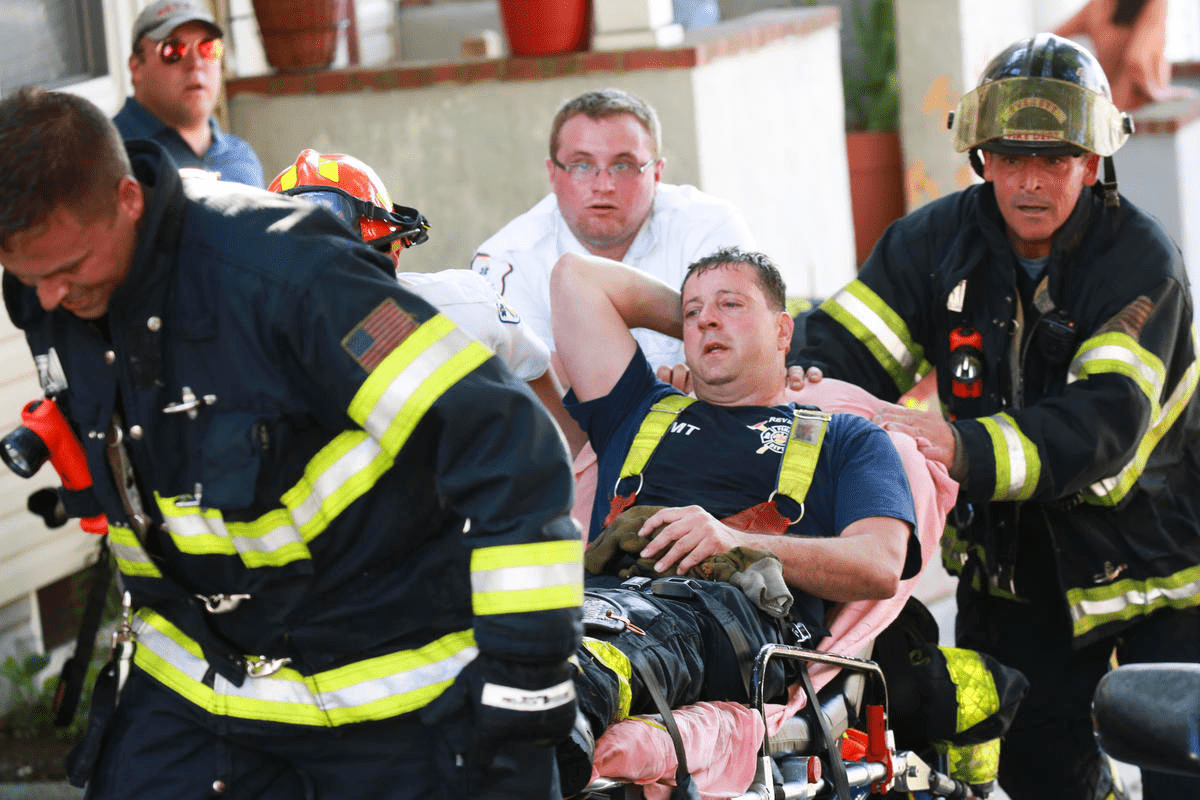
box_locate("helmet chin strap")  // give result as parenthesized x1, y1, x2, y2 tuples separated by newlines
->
(969, 148, 985, 180)
(1100, 156, 1120, 208)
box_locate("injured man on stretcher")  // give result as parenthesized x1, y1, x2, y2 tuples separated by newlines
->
(549, 247, 956, 797)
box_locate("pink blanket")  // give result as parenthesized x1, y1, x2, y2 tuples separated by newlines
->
(575, 379, 959, 799)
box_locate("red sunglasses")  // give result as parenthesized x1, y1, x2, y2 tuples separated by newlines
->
(156, 37, 224, 65)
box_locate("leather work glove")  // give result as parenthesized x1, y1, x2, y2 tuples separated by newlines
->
(693, 547, 793, 619)
(584, 505, 665, 575)
(420, 655, 578, 767)
(589, 507, 794, 617)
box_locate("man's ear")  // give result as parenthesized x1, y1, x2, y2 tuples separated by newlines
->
(128, 50, 144, 89)
(116, 175, 145, 225)
(777, 310, 794, 351)
(1081, 153, 1102, 187)
(652, 157, 665, 184)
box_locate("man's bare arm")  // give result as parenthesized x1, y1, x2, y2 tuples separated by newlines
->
(550, 252, 682, 402)
(635, 506, 909, 602)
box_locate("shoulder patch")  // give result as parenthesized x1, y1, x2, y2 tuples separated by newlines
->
(496, 298, 521, 325)
(472, 253, 514, 295)
(342, 298, 418, 372)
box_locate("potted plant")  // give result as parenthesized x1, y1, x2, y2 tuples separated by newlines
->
(252, 0, 349, 72)
(842, 0, 905, 266)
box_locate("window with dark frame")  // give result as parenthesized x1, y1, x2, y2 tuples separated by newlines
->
(1, 0, 108, 97)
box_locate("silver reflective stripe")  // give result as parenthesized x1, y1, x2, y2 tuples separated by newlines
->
(361, 326, 476, 441)
(834, 287, 917, 373)
(1087, 352, 1199, 501)
(108, 525, 162, 577)
(992, 416, 1030, 499)
(480, 678, 575, 711)
(1071, 579, 1200, 623)
(162, 511, 303, 555)
(471, 562, 582, 594)
(135, 614, 479, 719)
(288, 433, 382, 531)
(1069, 343, 1162, 396)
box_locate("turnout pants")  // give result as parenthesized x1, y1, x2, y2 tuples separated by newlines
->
(574, 575, 796, 742)
(83, 667, 561, 800)
(956, 517, 1200, 800)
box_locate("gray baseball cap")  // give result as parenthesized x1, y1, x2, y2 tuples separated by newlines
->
(131, 0, 223, 50)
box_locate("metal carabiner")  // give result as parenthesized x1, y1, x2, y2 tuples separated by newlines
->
(197, 593, 252, 614)
(244, 656, 292, 678)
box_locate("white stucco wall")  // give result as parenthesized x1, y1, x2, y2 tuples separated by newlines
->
(690, 24, 854, 298)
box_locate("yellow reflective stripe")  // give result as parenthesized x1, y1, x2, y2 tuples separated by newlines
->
(978, 414, 1040, 501)
(1068, 332, 1165, 408)
(1086, 351, 1199, 506)
(1067, 562, 1200, 638)
(285, 313, 488, 540)
(618, 394, 695, 480)
(582, 637, 633, 722)
(283, 430, 379, 538)
(942, 648, 998, 731)
(821, 280, 923, 394)
(776, 410, 828, 506)
(471, 540, 584, 615)
(938, 739, 1000, 786)
(109, 524, 162, 578)
(154, 495, 312, 568)
(124, 314, 491, 577)
(133, 609, 478, 725)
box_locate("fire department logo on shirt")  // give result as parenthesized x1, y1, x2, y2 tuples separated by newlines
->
(747, 417, 791, 455)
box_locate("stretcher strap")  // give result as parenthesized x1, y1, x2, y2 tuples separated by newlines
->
(625, 648, 701, 800)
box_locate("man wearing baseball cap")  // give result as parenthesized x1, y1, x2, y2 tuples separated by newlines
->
(114, 0, 264, 186)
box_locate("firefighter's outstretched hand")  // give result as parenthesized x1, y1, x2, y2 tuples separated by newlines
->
(656, 362, 693, 394)
(636, 505, 742, 577)
(872, 405, 956, 472)
(786, 365, 823, 392)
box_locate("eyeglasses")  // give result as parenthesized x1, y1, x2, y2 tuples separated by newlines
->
(283, 186, 430, 250)
(551, 157, 659, 184)
(156, 37, 224, 65)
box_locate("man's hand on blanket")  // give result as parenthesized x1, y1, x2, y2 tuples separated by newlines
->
(872, 404, 958, 473)
(786, 365, 823, 392)
(638, 505, 744, 576)
(656, 362, 693, 394)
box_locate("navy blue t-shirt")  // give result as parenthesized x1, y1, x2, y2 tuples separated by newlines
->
(113, 97, 265, 188)
(566, 348, 917, 628)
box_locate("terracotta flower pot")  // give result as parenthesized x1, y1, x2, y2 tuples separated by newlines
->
(498, 0, 591, 57)
(252, 0, 348, 72)
(846, 130, 906, 267)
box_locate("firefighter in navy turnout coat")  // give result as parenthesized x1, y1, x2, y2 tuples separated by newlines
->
(0, 88, 583, 799)
(790, 34, 1200, 800)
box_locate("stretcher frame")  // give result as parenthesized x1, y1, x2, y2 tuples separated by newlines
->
(578, 642, 988, 800)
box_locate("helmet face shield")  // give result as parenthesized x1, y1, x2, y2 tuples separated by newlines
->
(952, 76, 1131, 157)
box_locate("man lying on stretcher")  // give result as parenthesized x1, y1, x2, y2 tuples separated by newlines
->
(549, 247, 922, 794)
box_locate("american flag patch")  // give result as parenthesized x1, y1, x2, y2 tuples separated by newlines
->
(342, 298, 418, 371)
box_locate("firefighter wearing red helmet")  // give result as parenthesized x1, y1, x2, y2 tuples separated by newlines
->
(269, 150, 575, 435)
(268, 149, 429, 262)
(791, 33, 1200, 800)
